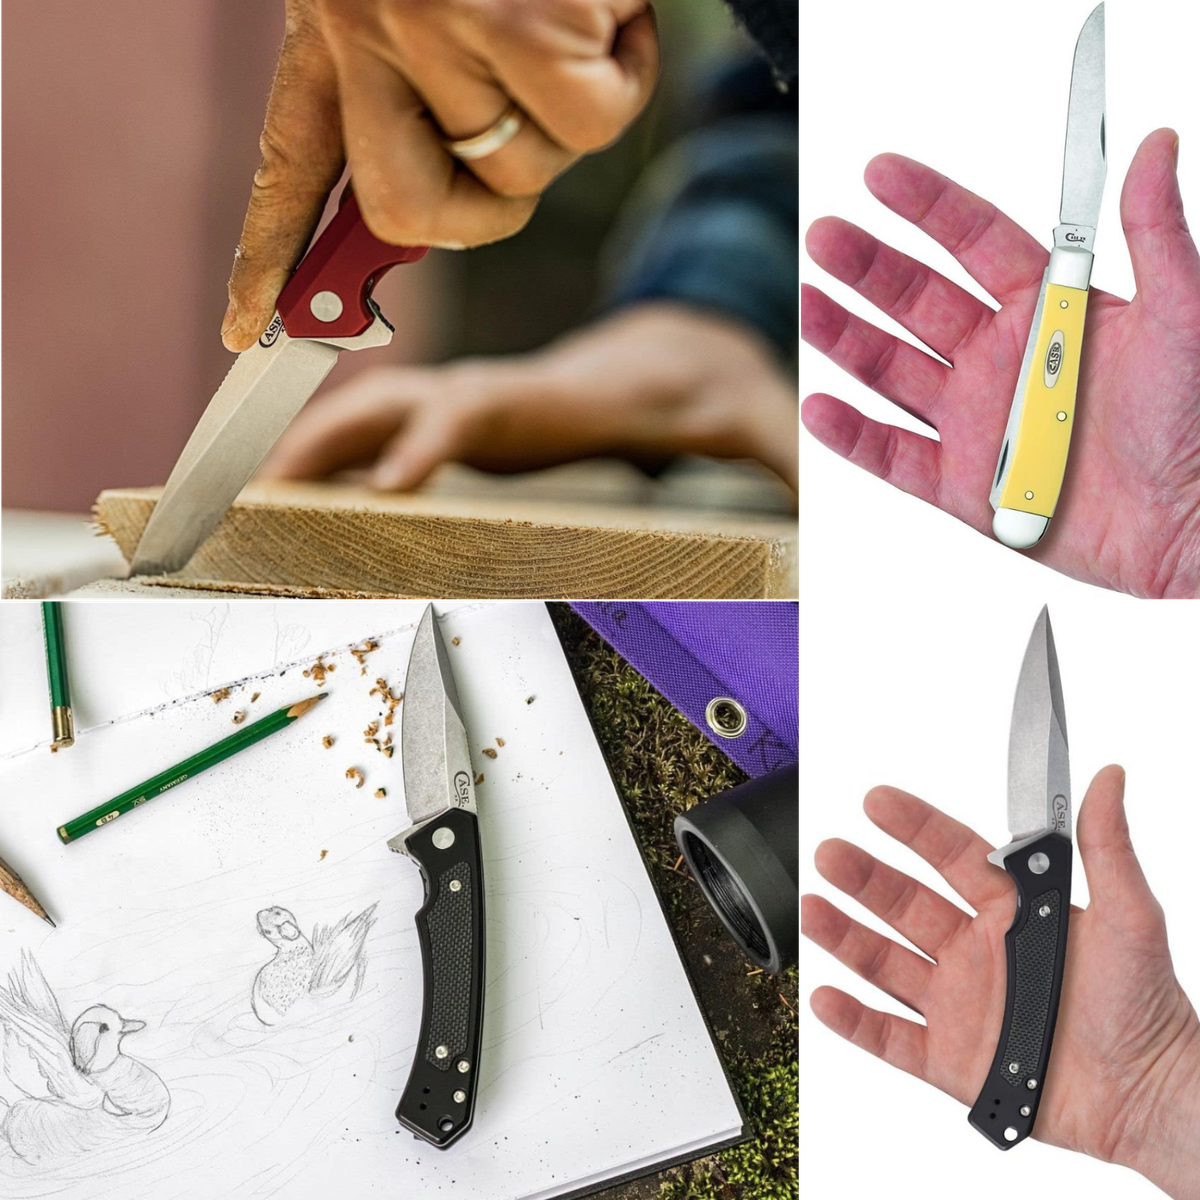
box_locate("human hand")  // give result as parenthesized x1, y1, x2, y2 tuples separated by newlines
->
(802, 766, 1200, 1198)
(222, 0, 660, 352)
(257, 302, 799, 493)
(802, 129, 1200, 598)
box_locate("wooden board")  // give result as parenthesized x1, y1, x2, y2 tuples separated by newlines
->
(93, 481, 797, 599)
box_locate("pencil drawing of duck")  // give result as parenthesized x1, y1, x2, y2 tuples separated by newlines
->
(0, 951, 169, 1164)
(252, 903, 377, 1025)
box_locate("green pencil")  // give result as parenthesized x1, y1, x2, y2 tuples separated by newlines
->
(57, 693, 327, 845)
(42, 601, 74, 749)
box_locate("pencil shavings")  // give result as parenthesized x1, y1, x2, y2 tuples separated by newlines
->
(251, 692, 261, 703)
(319, 849, 328, 861)
(496, 737, 505, 747)
(363, 720, 380, 740)
(322, 735, 334, 749)
(351, 640, 380, 675)
(210, 688, 232, 704)
(232, 710, 247, 725)
(374, 788, 386, 799)
(345, 767, 365, 789)
(475, 773, 484, 786)
(304, 656, 337, 686)
(369, 678, 404, 726)
(451, 637, 460, 646)
(481, 747, 497, 759)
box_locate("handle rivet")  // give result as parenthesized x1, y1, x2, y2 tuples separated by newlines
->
(453, 1090, 466, 1104)
(1004, 1127, 1019, 1142)
(1028, 852, 1050, 875)
(1008, 1061, 1020, 1074)
(310, 289, 344, 322)
(1020, 1105, 1031, 1117)
(432, 827, 456, 850)
(1038, 904, 1051, 917)
(435, 1045, 449, 1059)
(1026, 1078, 1039, 1090)
(456, 1060, 471, 1074)
(1024, 490, 1035, 500)
(1059, 299, 1069, 309)
(1056, 411, 1067, 421)
(449, 879, 462, 892)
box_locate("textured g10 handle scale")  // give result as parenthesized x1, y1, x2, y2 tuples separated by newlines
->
(396, 806, 485, 1148)
(969, 831, 1072, 1149)
(994, 280, 1089, 519)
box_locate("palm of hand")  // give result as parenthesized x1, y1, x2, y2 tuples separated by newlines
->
(910, 873, 1183, 1160)
(802, 128, 1200, 597)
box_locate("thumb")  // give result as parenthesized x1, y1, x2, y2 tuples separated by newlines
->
(1076, 765, 1163, 935)
(1121, 128, 1200, 316)
(222, 3, 345, 352)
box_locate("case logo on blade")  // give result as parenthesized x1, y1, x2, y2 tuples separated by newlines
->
(259, 314, 285, 348)
(1043, 331, 1065, 388)
(1052, 794, 1069, 832)
(452, 771, 472, 807)
(1064, 230, 1088, 244)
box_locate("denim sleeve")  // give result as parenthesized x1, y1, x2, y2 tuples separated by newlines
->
(601, 111, 798, 363)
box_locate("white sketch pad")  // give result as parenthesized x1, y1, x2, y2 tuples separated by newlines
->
(0, 600, 741, 1199)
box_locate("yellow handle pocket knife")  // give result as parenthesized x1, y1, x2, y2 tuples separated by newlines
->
(991, 4, 1106, 549)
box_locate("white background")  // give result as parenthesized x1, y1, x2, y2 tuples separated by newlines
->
(799, 596, 1200, 1198)
(800, 0, 1200, 590)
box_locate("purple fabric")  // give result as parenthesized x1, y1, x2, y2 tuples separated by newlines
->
(572, 602, 797, 778)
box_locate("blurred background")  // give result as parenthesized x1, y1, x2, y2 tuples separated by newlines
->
(3, 0, 788, 514)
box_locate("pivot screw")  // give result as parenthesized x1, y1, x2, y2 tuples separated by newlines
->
(1028, 852, 1050, 875)
(1056, 411, 1067, 422)
(432, 827, 456, 850)
(309, 290, 344, 322)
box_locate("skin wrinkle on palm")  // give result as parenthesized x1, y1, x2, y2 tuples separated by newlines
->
(802, 767, 1200, 1199)
(801, 129, 1200, 598)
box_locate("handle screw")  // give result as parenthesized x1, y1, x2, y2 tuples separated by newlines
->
(435, 1045, 449, 1059)
(1020, 1105, 1031, 1117)
(1039, 905, 1051, 917)
(1008, 1062, 1020, 1074)
(457, 1060, 471, 1074)
(1026, 1078, 1039, 1090)
(453, 1090, 466, 1104)
(449, 879, 462, 892)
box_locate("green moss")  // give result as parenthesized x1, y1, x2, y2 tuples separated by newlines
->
(551, 606, 798, 1200)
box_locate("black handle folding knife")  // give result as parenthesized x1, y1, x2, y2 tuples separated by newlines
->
(389, 605, 485, 1149)
(969, 606, 1072, 1149)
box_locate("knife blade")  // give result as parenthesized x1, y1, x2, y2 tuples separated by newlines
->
(389, 605, 485, 1149)
(990, 4, 1106, 549)
(969, 606, 1072, 1149)
(129, 192, 426, 577)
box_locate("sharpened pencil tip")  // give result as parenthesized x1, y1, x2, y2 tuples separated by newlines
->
(43, 914, 56, 928)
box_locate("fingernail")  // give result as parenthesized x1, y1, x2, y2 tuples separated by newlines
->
(1173, 135, 1180, 169)
(221, 302, 238, 344)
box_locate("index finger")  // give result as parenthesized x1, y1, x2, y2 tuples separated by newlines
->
(863, 786, 1012, 913)
(864, 154, 1048, 305)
